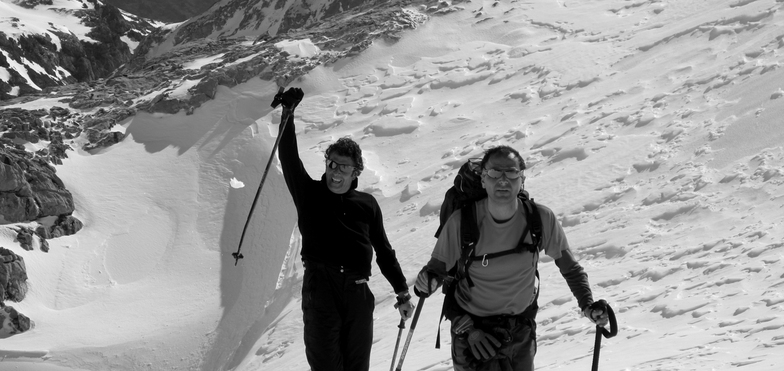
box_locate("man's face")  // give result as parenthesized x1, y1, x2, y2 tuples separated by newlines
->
(325, 153, 357, 194)
(481, 153, 524, 203)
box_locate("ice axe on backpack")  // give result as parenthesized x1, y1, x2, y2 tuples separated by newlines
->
(232, 86, 297, 265)
(590, 300, 618, 371)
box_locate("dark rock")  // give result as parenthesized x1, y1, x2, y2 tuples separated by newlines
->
(48, 215, 84, 238)
(15, 228, 35, 251)
(48, 106, 71, 119)
(0, 247, 28, 303)
(39, 237, 49, 253)
(0, 305, 33, 338)
(35, 215, 82, 239)
(13, 0, 54, 9)
(35, 224, 51, 239)
(0, 148, 75, 223)
(84, 131, 127, 151)
(0, 194, 39, 223)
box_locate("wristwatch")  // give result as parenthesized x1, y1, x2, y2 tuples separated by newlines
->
(396, 291, 412, 305)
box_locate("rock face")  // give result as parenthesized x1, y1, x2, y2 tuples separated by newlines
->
(154, 0, 403, 49)
(0, 0, 160, 101)
(0, 247, 32, 338)
(0, 247, 28, 304)
(102, 0, 219, 23)
(0, 146, 76, 224)
(0, 305, 33, 339)
(126, 0, 435, 115)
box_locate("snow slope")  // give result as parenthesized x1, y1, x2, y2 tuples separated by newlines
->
(2, 0, 784, 370)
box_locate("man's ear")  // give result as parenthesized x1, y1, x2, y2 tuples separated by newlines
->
(352, 170, 361, 179)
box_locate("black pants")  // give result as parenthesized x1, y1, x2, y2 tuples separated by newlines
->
(302, 260, 375, 371)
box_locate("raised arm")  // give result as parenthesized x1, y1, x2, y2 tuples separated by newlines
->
(276, 91, 311, 203)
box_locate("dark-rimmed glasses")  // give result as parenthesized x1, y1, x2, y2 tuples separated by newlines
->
(483, 168, 525, 180)
(326, 159, 356, 173)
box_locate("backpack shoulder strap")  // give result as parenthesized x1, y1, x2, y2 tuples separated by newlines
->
(435, 201, 477, 349)
(460, 201, 479, 250)
(459, 201, 479, 288)
(521, 197, 543, 251)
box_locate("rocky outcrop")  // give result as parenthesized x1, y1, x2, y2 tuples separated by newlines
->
(102, 0, 219, 23)
(1, 108, 78, 164)
(75, 3, 134, 79)
(0, 1, 159, 100)
(126, 2, 431, 115)
(169, 0, 396, 47)
(36, 215, 84, 240)
(0, 247, 28, 304)
(0, 146, 76, 224)
(0, 247, 32, 338)
(12, 0, 55, 8)
(0, 305, 33, 339)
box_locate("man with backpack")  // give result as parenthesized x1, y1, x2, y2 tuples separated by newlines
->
(274, 87, 415, 371)
(414, 145, 609, 371)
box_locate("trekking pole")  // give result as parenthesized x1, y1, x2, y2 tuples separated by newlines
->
(394, 296, 425, 371)
(389, 318, 406, 371)
(591, 301, 618, 371)
(232, 86, 289, 265)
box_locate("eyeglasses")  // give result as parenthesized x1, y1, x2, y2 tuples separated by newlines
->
(326, 159, 356, 173)
(483, 168, 525, 180)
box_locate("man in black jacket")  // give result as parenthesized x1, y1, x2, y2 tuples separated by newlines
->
(275, 87, 414, 371)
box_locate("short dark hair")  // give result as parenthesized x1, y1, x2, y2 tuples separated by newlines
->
(480, 145, 526, 170)
(325, 137, 364, 172)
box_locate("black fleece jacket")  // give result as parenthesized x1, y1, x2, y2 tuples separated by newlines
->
(277, 111, 408, 294)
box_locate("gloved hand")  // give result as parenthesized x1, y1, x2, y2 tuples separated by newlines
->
(394, 291, 414, 320)
(583, 299, 610, 327)
(414, 268, 439, 298)
(451, 314, 474, 335)
(467, 328, 501, 361)
(277, 87, 303, 110)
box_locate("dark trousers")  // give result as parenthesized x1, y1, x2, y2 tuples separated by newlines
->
(452, 314, 537, 371)
(302, 260, 375, 371)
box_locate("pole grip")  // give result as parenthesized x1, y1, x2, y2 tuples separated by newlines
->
(591, 302, 618, 371)
(599, 304, 618, 339)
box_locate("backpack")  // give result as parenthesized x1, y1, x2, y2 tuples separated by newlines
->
(433, 158, 543, 348)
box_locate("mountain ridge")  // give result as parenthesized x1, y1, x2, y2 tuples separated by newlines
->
(101, 0, 219, 23)
(0, 0, 160, 100)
